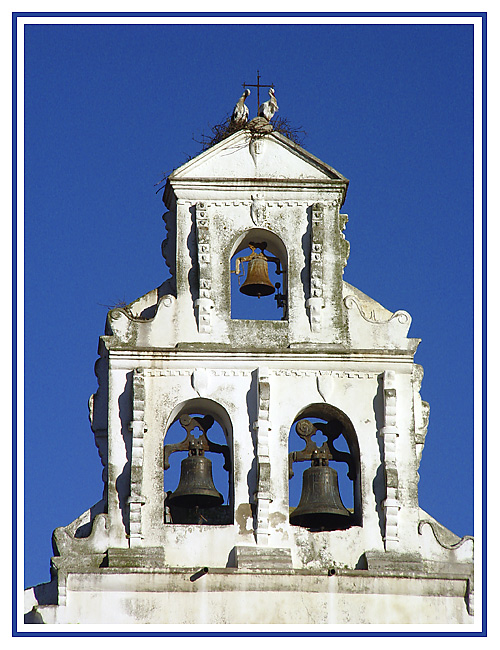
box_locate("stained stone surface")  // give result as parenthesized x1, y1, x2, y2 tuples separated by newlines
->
(24, 129, 473, 625)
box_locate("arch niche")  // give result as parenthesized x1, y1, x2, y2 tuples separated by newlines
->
(288, 403, 362, 530)
(230, 228, 288, 320)
(163, 398, 233, 526)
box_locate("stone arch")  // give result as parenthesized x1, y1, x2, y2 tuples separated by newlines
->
(165, 397, 234, 442)
(230, 228, 288, 320)
(230, 227, 288, 265)
(163, 398, 234, 525)
(289, 403, 362, 528)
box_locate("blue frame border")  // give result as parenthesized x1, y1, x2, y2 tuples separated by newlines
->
(12, 10, 487, 638)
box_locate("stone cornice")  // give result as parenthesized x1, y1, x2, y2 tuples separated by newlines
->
(102, 345, 419, 368)
(164, 177, 348, 207)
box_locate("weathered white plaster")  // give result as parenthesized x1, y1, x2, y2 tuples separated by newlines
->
(25, 126, 473, 625)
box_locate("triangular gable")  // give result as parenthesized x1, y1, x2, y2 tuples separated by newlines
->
(169, 129, 348, 182)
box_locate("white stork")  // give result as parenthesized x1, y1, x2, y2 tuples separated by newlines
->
(258, 87, 278, 121)
(231, 89, 251, 125)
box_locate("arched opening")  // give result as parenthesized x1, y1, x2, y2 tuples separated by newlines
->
(230, 228, 288, 321)
(163, 399, 233, 526)
(288, 404, 361, 531)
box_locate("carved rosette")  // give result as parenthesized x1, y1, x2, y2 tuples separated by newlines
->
(378, 370, 400, 550)
(252, 367, 272, 545)
(306, 202, 326, 332)
(194, 202, 214, 334)
(128, 368, 147, 547)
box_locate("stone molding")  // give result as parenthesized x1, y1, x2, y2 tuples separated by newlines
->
(378, 370, 401, 550)
(139, 368, 378, 379)
(200, 200, 310, 208)
(142, 368, 252, 377)
(253, 367, 273, 545)
(272, 369, 378, 379)
(128, 368, 147, 547)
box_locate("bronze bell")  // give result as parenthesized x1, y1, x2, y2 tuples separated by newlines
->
(168, 449, 223, 509)
(290, 459, 351, 530)
(240, 254, 276, 298)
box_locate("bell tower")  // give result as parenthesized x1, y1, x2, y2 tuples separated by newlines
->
(25, 111, 474, 625)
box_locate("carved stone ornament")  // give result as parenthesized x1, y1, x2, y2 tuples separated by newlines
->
(250, 193, 268, 226)
(344, 295, 410, 326)
(191, 368, 212, 397)
(249, 136, 266, 165)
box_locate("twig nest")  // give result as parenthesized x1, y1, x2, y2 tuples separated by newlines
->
(246, 117, 274, 133)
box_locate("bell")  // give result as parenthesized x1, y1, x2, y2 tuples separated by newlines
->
(290, 460, 351, 530)
(168, 451, 223, 509)
(240, 255, 276, 298)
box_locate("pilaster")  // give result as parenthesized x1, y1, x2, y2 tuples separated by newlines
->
(306, 202, 326, 332)
(253, 367, 272, 545)
(194, 201, 214, 334)
(378, 370, 401, 550)
(128, 368, 147, 547)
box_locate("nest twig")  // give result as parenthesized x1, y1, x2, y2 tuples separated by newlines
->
(194, 114, 306, 152)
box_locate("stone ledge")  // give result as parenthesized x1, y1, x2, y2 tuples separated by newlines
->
(232, 546, 293, 569)
(364, 551, 473, 579)
(106, 546, 165, 569)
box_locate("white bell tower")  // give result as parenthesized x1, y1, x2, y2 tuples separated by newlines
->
(25, 118, 474, 625)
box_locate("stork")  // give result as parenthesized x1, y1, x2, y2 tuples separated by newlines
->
(231, 89, 251, 125)
(258, 88, 278, 121)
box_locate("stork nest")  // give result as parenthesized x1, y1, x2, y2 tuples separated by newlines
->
(193, 114, 306, 152)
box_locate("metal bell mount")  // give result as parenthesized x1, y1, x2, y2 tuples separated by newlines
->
(289, 419, 354, 531)
(164, 414, 231, 510)
(233, 242, 281, 298)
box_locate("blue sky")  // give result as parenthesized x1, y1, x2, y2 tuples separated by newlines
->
(22, 20, 475, 588)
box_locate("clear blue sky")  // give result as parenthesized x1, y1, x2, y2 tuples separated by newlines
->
(23, 20, 475, 588)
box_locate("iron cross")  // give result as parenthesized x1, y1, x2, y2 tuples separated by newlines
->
(243, 70, 275, 112)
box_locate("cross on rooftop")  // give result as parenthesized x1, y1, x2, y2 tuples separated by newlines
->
(243, 70, 274, 113)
